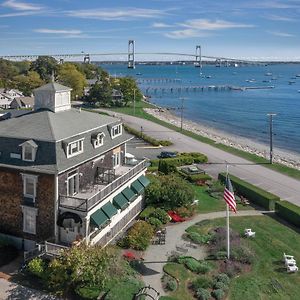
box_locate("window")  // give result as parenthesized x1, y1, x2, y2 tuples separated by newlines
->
(19, 140, 38, 162)
(93, 133, 105, 148)
(21, 174, 38, 202)
(67, 139, 84, 158)
(111, 124, 122, 139)
(112, 152, 121, 168)
(67, 170, 79, 196)
(22, 206, 38, 235)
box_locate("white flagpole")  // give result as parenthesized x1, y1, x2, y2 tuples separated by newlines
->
(226, 163, 230, 260)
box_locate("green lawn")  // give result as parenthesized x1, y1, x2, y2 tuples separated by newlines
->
(107, 101, 300, 181)
(186, 215, 300, 300)
(193, 185, 254, 213)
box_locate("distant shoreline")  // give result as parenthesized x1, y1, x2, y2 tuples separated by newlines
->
(144, 107, 300, 170)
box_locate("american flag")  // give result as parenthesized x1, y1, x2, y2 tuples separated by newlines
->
(223, 175, 237, 213)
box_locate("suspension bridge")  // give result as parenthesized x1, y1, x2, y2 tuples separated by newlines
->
(0, 40, 264, 67)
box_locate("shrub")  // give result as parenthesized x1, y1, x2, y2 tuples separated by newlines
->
(196, 288, 211, 300)
(126, 221, 154, 250)
(231, 246, 255, 265)
(192, 277, 212, 289)
(147, 217, 163, 230)
(27, 258, 46, 279)
(150, 208, 169, 224)
(214, 281, 228, 291)
(218, 173, 280, 210)
(215, 273, 230, 285)
(166, 279, 177, 291)
(188, 232, 212, 245)
(75, 286, 101, 300)
(197, 262, 212, 274)
(211, 289, 225, 300)
(184, 258, 202, 273)
(139, 206, 156, 220)
(175, 206, 193, 218)
(150, 159, 160, 167)
(275, 200, 300, 227)
(215, 251, 227, 260)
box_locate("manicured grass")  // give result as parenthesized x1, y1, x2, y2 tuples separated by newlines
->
(108, 101, 300, 181)
(187, 215, 300, 300)
(193, 185, 254, 213)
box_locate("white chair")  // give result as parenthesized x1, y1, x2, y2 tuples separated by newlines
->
(287, 263, 298, 273)
(283, 253, 294, 261)
(285, 258, 296, 266)
(244, 228, 255, 237)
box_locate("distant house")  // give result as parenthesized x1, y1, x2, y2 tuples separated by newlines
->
(0, 93, 12, 109)
(112, 89, 123, 101)
(10, 97, 35, 109)
(0, 88, 23, 100)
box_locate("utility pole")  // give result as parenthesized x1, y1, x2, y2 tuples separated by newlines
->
(133, 89, 136, 115)
(179, 97, 186, 131)
(267, 113, 277, 164)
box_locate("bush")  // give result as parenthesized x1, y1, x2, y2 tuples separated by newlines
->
(188, 232, 212, 245)
(75, 286, 101, 300)
(186, 174, 212, 183)
(214, 281, 228, 291)
(211, 289, 225, 300)
(218, 173, 280, 210)
(275, 200, 300, 227)
(179, 152, 208, 163)
(150, 208, 169, 224)
(192, 277, 213, 289)
(139, 206, 156, 220)
(197, 262, 212, 274)
(126, 221, 154, 250)
(162, 274, 177, 292)
(184, 258, 202, 273)
(147, 217, 163, 230)
(196, 288, 211, 300)
(150, 159, 160, 167)
(215, 273, 230, 285)
(27, 258, 46, 279)
(231, 246, 255, 264)
(178, 257, 212, 274)
(175, 206, 193, 218)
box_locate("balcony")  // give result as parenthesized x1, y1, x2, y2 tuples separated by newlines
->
(59, 159, 147, 212)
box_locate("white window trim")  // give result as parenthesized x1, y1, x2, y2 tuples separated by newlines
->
(112, 152, 121, 169)
(93, 132, 105, 149)
(20, 141, 38, 162)
(111, 124, 122, 139)
(67, 169, 79, 196)
(21, 173, 38, 201)
(66, 138, 84, 158)
(21, 206, 38, 235)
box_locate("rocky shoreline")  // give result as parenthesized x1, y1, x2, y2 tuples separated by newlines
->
(144, 108, 300, 170)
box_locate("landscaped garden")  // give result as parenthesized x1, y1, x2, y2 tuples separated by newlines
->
(160, 215, 300, 300)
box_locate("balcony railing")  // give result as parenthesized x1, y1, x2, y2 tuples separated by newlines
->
(59, 159, 147, 212)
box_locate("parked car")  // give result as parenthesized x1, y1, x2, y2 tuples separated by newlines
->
(158, 151, 177, 159)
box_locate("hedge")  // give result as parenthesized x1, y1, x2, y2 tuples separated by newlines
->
(124, 124, 172, 147)
(275, 201, 300, 227)
(218, 173, 280, 210)
(177, 170, 212, 183)
(158, 154, 208, 175)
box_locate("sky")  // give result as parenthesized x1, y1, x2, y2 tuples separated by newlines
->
(0, 0, 300, 61)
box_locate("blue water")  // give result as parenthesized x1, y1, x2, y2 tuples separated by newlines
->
(100, 63, 300, 154)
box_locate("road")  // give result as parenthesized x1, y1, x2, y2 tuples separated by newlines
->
(105, 110, 300, 207)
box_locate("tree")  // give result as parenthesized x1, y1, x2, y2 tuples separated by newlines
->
(145, 174, 195, 209)
(0, 59, 19, 88)
(57, 63, 87, 100)
(126, 221, 154, 250)
(115, 77, 142, 106)
(13, 71, 44, 96)
(74, 63, 102, 79)
(87, 81, 112, 107)
(30, 56, 58, 81)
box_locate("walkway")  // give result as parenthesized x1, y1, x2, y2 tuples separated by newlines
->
(141, 210, 267, 296)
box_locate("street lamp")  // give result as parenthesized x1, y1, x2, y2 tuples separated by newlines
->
(179, 97, 186, 131)
(267, 113, 277, 164)
(133, 88, 136, 115)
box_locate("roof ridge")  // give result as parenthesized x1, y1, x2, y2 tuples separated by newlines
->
(45, 111, 56, 141)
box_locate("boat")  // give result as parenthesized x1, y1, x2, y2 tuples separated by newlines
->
(136, 72, 142, 75)
(262, 80, 271, 83)
(206, 75, 212, 78)
(289, 81, 296, 85)
(296, 74, 300, 77)
(265, 72, 272, 76)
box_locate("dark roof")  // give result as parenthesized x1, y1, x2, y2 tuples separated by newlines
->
(0, 109, 31, 121)
(34, 82, 72, 93)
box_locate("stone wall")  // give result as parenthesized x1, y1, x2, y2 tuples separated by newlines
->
(0, 167, 55, 243)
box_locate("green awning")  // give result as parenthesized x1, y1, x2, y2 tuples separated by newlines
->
(131, 179, 144, 194)
(122, 187, 137, 202)
(102, 201, 118, 218)
(90, 209, 109, 228)
(113, 193, 129, 210)
(137, 175, 150, 188)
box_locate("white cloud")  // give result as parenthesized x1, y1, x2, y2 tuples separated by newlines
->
(267, 30, 295, 37)
(67, 8, 167, 20)
(2, 0, 43, 11)
(165, 28, 211, 39)
(152, 22, 174, 28)
(0, 11, 38, 17)
(265, 14, 296, 22)
(34, 28, 82, 35)
(180, 19, 255, 30)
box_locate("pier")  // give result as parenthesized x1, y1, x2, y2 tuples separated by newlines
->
(143, 85, 275, 94)
(137, 78, 182, 83)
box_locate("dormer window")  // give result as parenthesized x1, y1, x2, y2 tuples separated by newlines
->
(67, 139, 84, 158)
(111, 124, 122, 139)
(92, 132, 105, 148)
(19, 140, 38, 162)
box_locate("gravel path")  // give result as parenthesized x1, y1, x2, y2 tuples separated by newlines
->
(141, 210, 267, 297)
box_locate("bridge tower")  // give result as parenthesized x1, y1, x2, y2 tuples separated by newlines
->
(59, 58, 64, 64)
(128, 40, 135, 69)
(195, 45, 202, 68)
(83, 54, 90, 64)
